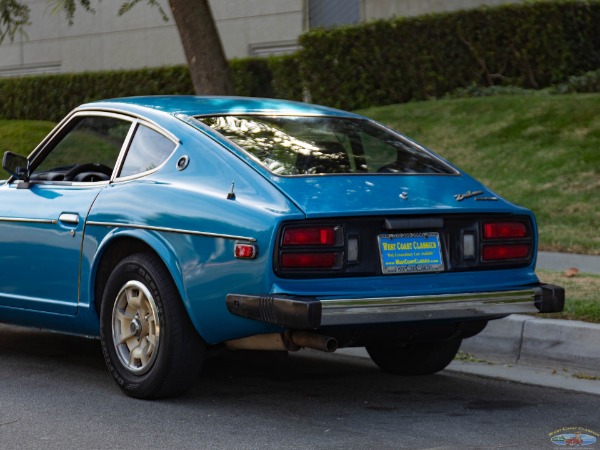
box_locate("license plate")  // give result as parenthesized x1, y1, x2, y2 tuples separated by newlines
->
(378, 232, 444, 274)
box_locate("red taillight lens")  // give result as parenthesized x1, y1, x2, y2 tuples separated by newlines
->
(282, 227, 337, 246)
(483, 222, 528, 239)
(278, 224, 344, 273)
(482, 244, 530, 261)
(281, 252, 338, 269)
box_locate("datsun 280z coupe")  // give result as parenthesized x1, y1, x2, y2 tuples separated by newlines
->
(0, 96, 564, 398)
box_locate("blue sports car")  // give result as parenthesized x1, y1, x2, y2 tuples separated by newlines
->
(0, 96, 564, 398)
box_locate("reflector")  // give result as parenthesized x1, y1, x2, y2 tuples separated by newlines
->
(234, 243, 257, 259)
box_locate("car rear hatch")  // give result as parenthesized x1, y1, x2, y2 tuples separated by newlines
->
(268, 174, 537, 280)
(269, 173, 517, 218)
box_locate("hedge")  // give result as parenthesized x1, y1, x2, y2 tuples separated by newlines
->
(1, 0, 599, 119)
(299, 0, 600, 110)
(0, 66, 194, 122)
(0, 56, 304, 121)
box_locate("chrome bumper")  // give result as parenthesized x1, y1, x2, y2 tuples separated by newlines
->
(226, 284, 564, 329)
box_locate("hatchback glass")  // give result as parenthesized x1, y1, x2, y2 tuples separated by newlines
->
(199, 115, 456, 176)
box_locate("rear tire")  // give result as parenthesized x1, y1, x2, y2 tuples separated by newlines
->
(100, 253, 205, 399)
(366, 338, 462, 376)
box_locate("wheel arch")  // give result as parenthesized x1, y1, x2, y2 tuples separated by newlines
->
(91, 230, 197, 337)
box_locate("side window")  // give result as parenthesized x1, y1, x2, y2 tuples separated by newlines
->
(32, 115, 131, 182)
(118, 124, 176, 178)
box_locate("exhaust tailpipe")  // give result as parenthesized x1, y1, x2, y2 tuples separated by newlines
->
(226, 331, 338, 353)
(288, 331, 338, 353)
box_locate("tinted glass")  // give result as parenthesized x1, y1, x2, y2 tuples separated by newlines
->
(119, 124, 176, 178)
(199, 116, 455, 176)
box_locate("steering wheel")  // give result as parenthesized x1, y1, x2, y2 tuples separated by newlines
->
(64, 163, 113, 181)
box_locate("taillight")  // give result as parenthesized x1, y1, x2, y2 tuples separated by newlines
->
(281, 252, 340, 269)
(282, 227, 337, 246)
(278, 224, 344, 272)
(482, 244, 530, 261)
(480, 220, 531, 263)
(483, 221, 528, 239)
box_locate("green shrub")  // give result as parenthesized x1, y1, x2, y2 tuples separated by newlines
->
(230, 58, 274, 98)
(0, 55, 303, 121)
(553, 68, 600, 93)
(268, 54, 304, 101)
(0, 66, 194, 121)
(299, 0, 600, 110)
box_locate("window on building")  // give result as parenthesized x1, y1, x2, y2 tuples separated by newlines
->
(308, 0, 360, 28)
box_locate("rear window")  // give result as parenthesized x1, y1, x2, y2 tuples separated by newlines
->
(198, 115, 456, 176)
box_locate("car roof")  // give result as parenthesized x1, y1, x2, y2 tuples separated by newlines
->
(82, 96, 362, 119)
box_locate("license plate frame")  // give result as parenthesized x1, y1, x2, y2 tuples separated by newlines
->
(378, 232, 444, 274)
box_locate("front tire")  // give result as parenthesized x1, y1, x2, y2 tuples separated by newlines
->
(100, 253, 205, 399)
(366, 338, 462, 376)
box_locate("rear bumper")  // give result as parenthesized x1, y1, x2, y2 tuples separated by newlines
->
(226, 284, 564, 330)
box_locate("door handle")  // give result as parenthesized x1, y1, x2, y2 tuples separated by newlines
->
(58, 213, 80, 225)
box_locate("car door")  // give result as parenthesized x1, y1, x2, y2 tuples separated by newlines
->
(0, 112, 133, 315)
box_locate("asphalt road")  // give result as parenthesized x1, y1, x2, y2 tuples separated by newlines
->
(1, 324, 599, 449)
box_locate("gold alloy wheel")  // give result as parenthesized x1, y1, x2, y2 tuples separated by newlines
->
(112, 280, 161, 374)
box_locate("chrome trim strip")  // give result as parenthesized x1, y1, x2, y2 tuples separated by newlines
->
(0, 217, 57, 225)
(74, 107, 181, 143)
(322, 289, 536, 308)
(319, 289, 538, 326)
(86, 220, 256, 242)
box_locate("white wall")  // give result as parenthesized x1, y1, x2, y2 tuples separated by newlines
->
(0, 0, 305, 76)
(0, 0, 521, 77)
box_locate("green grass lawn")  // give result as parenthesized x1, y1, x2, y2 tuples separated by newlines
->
(358, 93, 600, 255)
(0, 120, 56, 155)
(537, 270, 600, 323)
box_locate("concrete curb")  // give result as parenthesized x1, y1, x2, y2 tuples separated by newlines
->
(460, 314, 600, 375)
(335, 252, 600, 387)
(336, 315, 600, 378)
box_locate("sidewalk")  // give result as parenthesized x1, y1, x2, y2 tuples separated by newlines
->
(537, 251, 600, 274)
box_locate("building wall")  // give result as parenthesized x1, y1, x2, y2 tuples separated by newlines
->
(0, 0, 305, 76)
(0, 0, 520, 77)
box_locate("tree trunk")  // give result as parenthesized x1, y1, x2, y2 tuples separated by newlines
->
(168, 0, 234, 95)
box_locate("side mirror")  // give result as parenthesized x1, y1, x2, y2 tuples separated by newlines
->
(2, 151, 29, 180)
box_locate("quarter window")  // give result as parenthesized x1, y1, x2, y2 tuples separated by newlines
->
(119, 124, 176, 178)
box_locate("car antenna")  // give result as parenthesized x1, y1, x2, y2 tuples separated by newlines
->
(227, 181, 236, 200)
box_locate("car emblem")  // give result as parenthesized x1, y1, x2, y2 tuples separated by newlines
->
(399, 192, 409, 200)
(454, 190, 483, 201)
